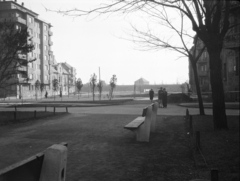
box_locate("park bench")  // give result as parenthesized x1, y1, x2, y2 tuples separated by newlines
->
(0, 142, 68, 181)
(124, 102, 158, 142)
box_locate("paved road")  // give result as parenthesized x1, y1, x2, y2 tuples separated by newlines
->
(0, 103, 239, 116)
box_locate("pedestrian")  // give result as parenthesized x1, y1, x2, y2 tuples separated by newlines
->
(158, 87, 163, 108)
(162, 88, 168, 108)
(45, 91, 48, 98)
(149, 89, 154, 102)
(60, 90, 62, 97)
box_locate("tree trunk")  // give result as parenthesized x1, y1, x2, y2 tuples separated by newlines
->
(208, 48, 228, 130)
(191, 61, 205, 115)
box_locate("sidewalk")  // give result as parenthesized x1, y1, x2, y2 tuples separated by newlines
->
(179, 102, 239, 109)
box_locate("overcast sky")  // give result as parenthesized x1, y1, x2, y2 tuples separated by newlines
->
(20, 0, 192, 85)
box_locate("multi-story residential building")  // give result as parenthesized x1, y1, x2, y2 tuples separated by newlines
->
(0, 0, 54, 99)
(51, 62, 76, 97)
(60, 62, 77, 95)
(189, 1, 239, 101)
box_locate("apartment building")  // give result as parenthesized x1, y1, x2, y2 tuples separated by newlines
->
(0, 0, 76, 99)
(189, 1, 239, 101)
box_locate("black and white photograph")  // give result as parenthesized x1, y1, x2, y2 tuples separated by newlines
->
(0, 0, 239, 180)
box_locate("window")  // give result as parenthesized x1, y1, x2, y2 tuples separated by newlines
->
(45, 65, 48, 70)
(16, 25, 20, 30)
(45, 75, 48, 81)
(44, 25, 47, 31)
(44, 55, 48, 61)
(28, 17, 32, 23)
(44, 45, 48, 51)
(29, 74, 33, 80)
(29, 28, 33, 35)
(35, 22, 39, 28)
(28, 62, 32, 68)
(44, 35, 47, 41)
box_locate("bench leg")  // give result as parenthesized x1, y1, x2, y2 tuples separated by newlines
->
(136, 123, 150, 142)
(40, 144, 68, 181)
(151, 114, 156, 133)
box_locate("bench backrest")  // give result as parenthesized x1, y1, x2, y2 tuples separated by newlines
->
(141, 107, 148, 117)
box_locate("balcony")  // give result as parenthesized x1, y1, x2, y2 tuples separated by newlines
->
(18, 66, 27, 72)
(18, 54, 27, 60)
(17, 77, 28, 84)
(48, 30, 53, 36)
(0, 17, 26, 25)
(48, 50, 53, 55)
(48, 40, 53, 46)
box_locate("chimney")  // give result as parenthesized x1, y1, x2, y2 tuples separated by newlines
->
(21, 2, 24, 6)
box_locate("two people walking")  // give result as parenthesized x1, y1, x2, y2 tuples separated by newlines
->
(158, 87, 168, 108)
(149, 88, 168, 108)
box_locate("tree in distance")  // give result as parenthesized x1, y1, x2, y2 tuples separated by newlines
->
(34, 80, 40, 100)
(76, 78, 83, 99)
(89, 73, 97, 101)
(40, 83, 45, 99)
(109, 75, 117, 100)
(0, 21, 35, 94)
(52, 78, 59, 101)
(97, 80, 104, 100)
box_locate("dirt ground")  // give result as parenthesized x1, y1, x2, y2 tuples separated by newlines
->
(0, 108, 239, 181)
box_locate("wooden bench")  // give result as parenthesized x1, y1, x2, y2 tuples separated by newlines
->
(124, 102, 158, 142)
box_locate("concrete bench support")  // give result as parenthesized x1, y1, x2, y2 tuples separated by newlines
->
(0, 143, 68, 181)
(136, 106, 152, 142)
(150, 102, 158, 133)
(40, 144, 68, 181)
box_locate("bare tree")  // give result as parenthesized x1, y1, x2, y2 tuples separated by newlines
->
(109, 75, 117, 100)
(89, 73, 97, 101)
(52, 78, 59, 101)
(50, 0, 240, 129)
(97, 80, 104, 100)
(0, 21, 35, 92)
(35, 80, 40, 100)
(40, 83, 45, 99)
(76, 78, 83, 99)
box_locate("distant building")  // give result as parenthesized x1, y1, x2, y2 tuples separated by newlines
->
(134, 78, 149, 86)
(134, 78, 149, 93)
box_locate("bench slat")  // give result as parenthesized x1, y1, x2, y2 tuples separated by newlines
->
(124, 117, 145, 130)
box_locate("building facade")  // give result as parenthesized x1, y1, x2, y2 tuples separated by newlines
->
(134, 78, 150, 93)
(0, 0, 76, 99)
(189, 1, 239, 101)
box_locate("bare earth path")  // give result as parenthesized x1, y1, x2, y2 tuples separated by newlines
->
(1, 103, 233, 180)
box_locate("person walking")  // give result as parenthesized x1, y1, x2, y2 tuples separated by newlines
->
(45, 91, 48, 98)
(149, 89, 154, 102)
(158, 87, 163, 108)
